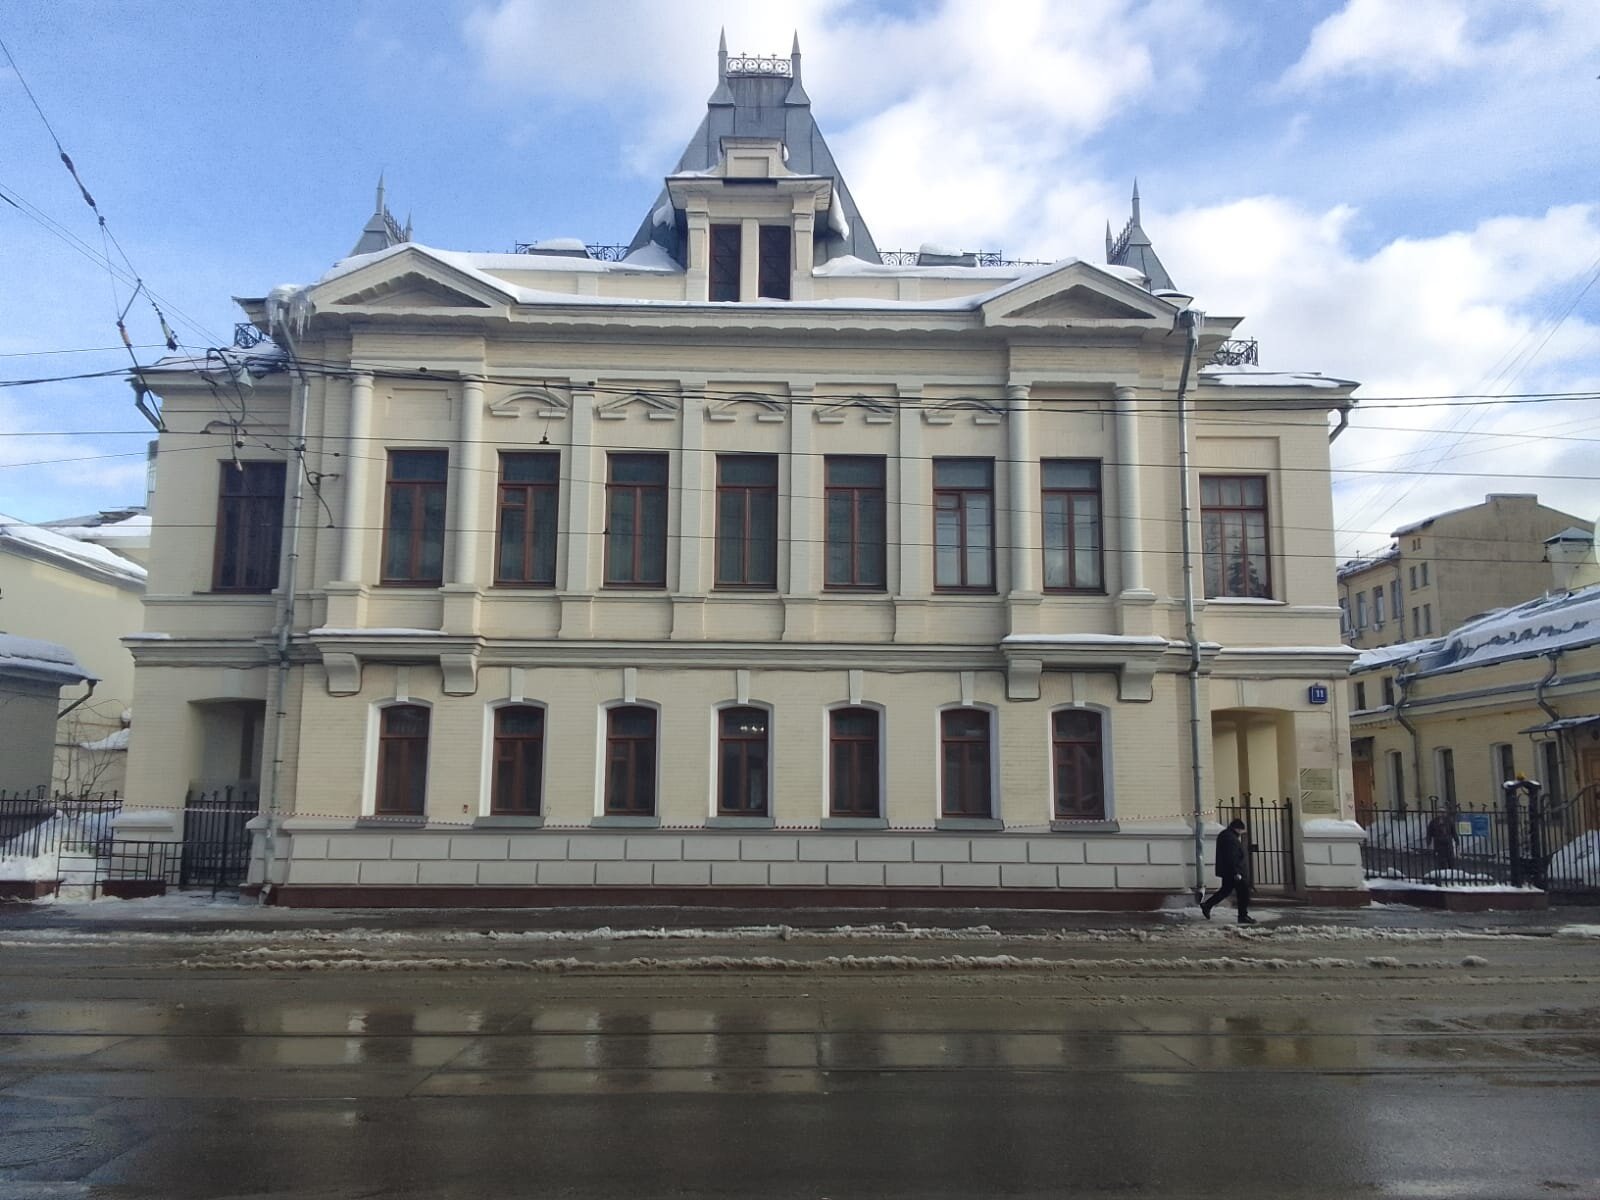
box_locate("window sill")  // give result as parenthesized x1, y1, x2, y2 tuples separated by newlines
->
(376, 582, 444, 590)
(706, 815, 776, 829)
(358, 814, 428, 828)
(490, 583, 557, 591)
(1050, 820, 1120, 834)
(935, 817, 1004, 832)
(820, 817, 889, 830)
(1043, 589, 1108, 598)
(475, 815, 545, 828)
(1202, 596, 1283, 606)
(590, 814, 660, 828)
(931, 589, 999, 597)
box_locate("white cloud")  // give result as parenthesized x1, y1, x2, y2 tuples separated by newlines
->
(1282, 0, 1476, 88)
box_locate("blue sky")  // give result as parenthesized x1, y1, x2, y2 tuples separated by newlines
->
(2, 0, 1596, 555)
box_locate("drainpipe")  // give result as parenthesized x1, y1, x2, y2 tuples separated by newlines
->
(56, 679, 97, 721)
(1328, 406, 1350, 443)
(1535, 649, 1564, 805)
(257, 303, 312, 904)
(1173, 306, 1208, 900)
(1394, 670, 1423, 810)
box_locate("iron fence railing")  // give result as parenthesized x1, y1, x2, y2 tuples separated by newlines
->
(0, 791, 122, 859)
(1216, 795, 1296, 892)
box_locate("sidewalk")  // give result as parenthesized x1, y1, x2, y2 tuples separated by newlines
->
(1, 888, 1592, 937)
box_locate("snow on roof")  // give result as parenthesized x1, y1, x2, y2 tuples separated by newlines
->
(0, 632, 96, 685)
(1411, 586, 1600, 676)
(144, 341, 287, 376)
(1350, 637, 1444, 673)
(1199, 366, 1357, 390)
(0, 514, 147, 585)
(43, 512, 151, 544)
(1546, 526, 1594, 544)
(78, 727, 130, 752)
(528, 237, 588, 252)
(1337, 548, 1400, 579)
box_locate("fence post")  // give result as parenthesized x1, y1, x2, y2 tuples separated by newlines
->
(1504, 784, 1524, 888)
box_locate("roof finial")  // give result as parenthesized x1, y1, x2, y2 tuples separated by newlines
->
(792, 30, 801, 56)
(718, 26, 728, 68)
(1106, 220, 1114, 259)
(1131, 178, 1140, 225)
(376, 171, 386, 214)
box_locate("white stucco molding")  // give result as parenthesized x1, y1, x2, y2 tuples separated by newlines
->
(308, 630, 486, 698)
(999, 634, 1206, 702)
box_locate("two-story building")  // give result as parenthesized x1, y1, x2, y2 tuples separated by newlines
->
(121, 42, 1364, 906)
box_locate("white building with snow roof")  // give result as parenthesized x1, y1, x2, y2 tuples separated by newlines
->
(121, 39, 1366, 906)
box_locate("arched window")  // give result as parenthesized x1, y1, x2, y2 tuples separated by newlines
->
(829, 707, 881, 818)
(492, 705, 545, 814)
(376, 704, 430, 814)
(718, 707, 770, 816)
(941, 708, 992, 818)
(605, 706, 657, 815)
(1052, 708, 1105, 821)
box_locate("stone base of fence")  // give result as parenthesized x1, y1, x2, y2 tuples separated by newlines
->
(1369, 887, 1548, 912)
(99, 879, 168, 900)
(0, 880, 59, 900)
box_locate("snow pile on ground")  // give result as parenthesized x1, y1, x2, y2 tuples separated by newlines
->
(0, 852, 57, 882)
(1549, 831, 1600, 887)
(1365, 877, 1540, 894)
(1555, 925, 1600, 939)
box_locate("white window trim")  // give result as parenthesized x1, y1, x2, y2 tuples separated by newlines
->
(932, 703, 1001, 822)
(1044, 703, 1115, 825)
(481, 699, 548, 819)
(363, 697, 434, 818)
(822, 700, 887, 821)
(595, 699, 663, 819)
(708, 699, 775, 819)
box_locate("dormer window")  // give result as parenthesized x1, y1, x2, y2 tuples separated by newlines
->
(710, 225, 741, 301)
(707, 222, 793, 302)
(758, 226, 791, 299)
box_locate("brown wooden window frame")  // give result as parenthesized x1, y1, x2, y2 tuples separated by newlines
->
(1199, 474, 1272, 600)
(714, 454, 779, 590)
(212, 460, 286, 593)
(494, 452, 559, 588)
(824, 456, 887, 591)
(375, 703, 430, 815)
(717, 706, 770, 817)
(829, 707, 881, 818)
(604, 705, 658, 816)
(757, 224, 791, 300)
(491, 704, 545, 815)
(1041, 459, 1103, 593)
(709, 223, 741, 302)
(604, 453, 669, 588)
(940, 708, 993, 819)
(933, 458, 996, 592)
(1052, 707, 1106, 822)
(381, 449, 448, 586)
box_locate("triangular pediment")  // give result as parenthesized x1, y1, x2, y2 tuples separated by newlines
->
(331, 272, 492, 310)
(309, 245, 516, 313)
(595, 391, 679, 422)
(981, 261, 1175, 328)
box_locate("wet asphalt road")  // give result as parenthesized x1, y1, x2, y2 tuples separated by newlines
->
(0, 912, 1598, 1198)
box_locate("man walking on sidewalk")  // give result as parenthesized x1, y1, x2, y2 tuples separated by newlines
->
(1201, 817, 1256, 924)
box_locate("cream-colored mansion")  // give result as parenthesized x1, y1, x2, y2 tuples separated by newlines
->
(123, 44, 1364, 904)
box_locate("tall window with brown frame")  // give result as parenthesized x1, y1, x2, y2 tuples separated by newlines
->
(375, 704, 430, 815)
(824, 456, 887, 590)
(1199, 475, 1271, 599)
(715, 454, 778, 589)
(604, 454, 668, 587)
(495, 452, 559, 587)
(757, 225, 791, 299)
(709, 223, 741, 302)
(829, 707, 881, 818)
(933, 458, 995, 591)
(1052, 708, 1106, 821)
(717, 707, 770, 816)
(1041, 459, 1102, 592)
(940, 708, 992, 818)
(604, 706, 657, 816)
(491, 705, 545, 815)
(381, 450, 448, 585)
(212, 461, 286, 592)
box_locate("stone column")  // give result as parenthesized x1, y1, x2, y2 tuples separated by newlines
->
(1113, 385, 1146, 597)
(338, 371, 373, 583)
(1005, 383, 1039, 595)
(893, 385, 928, 643)
(739, 219, 760, 302)
(450, 376, 485, 585)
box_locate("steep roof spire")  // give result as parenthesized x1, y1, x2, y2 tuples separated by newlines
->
(786, 28, 809, 105)
(709, 26, 734, 105)
(1106, 179, 1173, 291)
(351, 174, 412, 257)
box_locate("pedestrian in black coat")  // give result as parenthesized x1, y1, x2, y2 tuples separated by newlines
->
(1200, 818, 1255, 924)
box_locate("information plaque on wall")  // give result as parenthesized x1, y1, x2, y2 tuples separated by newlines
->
(1299, 767, 1337, 815)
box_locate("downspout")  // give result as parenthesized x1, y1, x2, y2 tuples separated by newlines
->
(1328, 405, 1350, 443)
(1174, 306, 1207, 900)
(1535, 649, 1564, 804)
(257, 303, 312, 904)
(56, 679, 97, 721)
(1394, 670, 1423, 810)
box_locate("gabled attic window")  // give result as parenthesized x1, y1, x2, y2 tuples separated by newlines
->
(708, 223, 793, 301)
(710, 225, 740, 302)
(758, 226, 791, 300)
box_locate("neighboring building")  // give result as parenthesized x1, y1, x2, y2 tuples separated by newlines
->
(122, 40, 1365, 905)
(0, 634, 96, 795)
(0, 514, 145, 794)
(1337, 494, 1591, 650)
(41, 506, 152, 570)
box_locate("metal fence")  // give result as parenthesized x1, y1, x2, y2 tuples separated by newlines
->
(1361, 788, 1600, 898)
(0, 791, 123, 858)
(1217, 796, 1297, 893)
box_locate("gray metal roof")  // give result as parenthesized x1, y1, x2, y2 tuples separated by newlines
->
(1105, 181, 1174, 291)
(627, 34, 879, 265)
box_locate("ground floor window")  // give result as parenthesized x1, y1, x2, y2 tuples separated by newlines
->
(492, 705, 545, 814)
(605, 706, 657, 815)
(718, 707, 770, 816)
(940, 708, 992, 817)
(1052, 708, 1105, 820)
(829, 708, 880, 818)
(376, 704, 429, 814)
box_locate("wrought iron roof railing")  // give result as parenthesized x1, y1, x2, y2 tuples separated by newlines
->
(1206, 338, 1260, 367)
(513, 242, 632, 261)
(233, 323, 264, 348)
(726, 54, 792, 77)
(878, 250, 1050, 268)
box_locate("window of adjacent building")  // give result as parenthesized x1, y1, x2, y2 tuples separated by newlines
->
(709, 223, 741, 302)
(1541, 741, 1562, 804)
(382, 450, 448, 585)
(1422, 604, 1433, 635)
(376, 704, 429, 815)
(824, 456, 886, 590)
(1339, 597, 1350, 632)
(604, 706, 657, 816)
(1390, 580, 1402, 621)
(1412, 538, 1422, 551)
(1052, 708, 1106, 821)
(212, 461, 285, 592)
(829, 707, 881, 818)
(1387, 750, 1405, 806)
(940, 708, 993, 818)
(1436, 747, 1457, 809)
(1420, 561, 1429, 586)
(1492, 742, 1515, 788)
(495, 452, 559, 587)
(1041, 459, 1103, 592)
(1373, 587, 1386, 627)
(491, 705, 545, 815)
(715, 454, 778, 589)
(1411, 606, 1420, 633)
(1355, 593, 1368, 628)
(604, 453, 668, 587)
(1354, 681, 1368, 710)
(718, 706, 769, 817)
(1382, 676, 1396, 706)
(1200, 475, 1271, 599)
(1409, 565, 1418, 590)
(933, 458, 995, 591)
(757, 225, 791, 300)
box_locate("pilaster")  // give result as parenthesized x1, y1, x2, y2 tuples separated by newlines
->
(1114, 384, 1156, 636)
(739, 219, 760, 302)
(335, 372, 373, 585)
(450, 376, 485, 586)
(1005, 383, 1040, 597)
